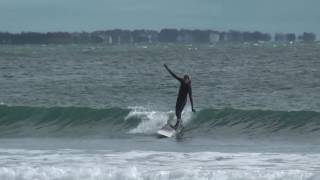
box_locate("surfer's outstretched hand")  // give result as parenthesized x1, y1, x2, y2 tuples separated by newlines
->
(192, 108, 196, 113)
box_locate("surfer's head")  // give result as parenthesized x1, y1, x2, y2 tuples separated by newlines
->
(184, 75, 190, 83)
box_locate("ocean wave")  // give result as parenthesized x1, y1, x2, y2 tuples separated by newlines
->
(0, 149, 318, 180)
(0, 105, 320, 138)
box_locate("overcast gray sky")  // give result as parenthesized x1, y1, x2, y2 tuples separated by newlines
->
(0, 0, 319, 35)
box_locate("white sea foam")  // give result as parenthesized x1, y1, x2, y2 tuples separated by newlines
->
(125, 106, 193, 134)
(0, 149, 319, 180)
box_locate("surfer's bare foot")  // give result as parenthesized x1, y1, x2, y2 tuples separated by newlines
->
(172, 119, 181, 129)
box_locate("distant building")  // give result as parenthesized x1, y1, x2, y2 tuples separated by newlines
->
(226, 30, 243, 42)
(159, 29, 179, 42)
(219, 32, 227, 41)
(286, 33, 296, 42)
(274, 33, 287, 42)
(177, 29, 194, 43)
(132, 30, 158, 43)
(298, 32, 316, 42)
(209, 31, 220, 43)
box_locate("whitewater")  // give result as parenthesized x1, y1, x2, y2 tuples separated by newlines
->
(0, 43, 320, 179)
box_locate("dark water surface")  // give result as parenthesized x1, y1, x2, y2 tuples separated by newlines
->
(0, 43, 320, 179)
(1, 43, 319, 110)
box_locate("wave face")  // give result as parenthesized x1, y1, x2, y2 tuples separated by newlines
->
(0, 105, 320, 138)
(0, 105, 133, 138)
(187, 108, 320, 140)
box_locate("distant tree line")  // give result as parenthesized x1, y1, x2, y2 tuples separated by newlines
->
(0, 29, 317, 45)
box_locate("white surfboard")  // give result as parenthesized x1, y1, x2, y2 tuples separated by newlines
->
(157, 123, 183, 138)
(157, 124, 177, 138)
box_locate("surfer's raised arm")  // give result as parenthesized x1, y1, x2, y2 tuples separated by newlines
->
(164, 64, 183, 82)
(188, 83, 196, 112)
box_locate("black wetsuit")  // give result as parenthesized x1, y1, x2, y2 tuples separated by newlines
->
(164, 65, 194, 128)
(175, 79, 192, 120)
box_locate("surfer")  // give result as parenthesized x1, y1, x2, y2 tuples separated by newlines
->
(164, 64, 196, 129)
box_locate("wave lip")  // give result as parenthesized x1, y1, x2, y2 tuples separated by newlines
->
(1, 105, 320, 139)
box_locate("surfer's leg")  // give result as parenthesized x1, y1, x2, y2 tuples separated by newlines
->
(174, 104, 184, 129)
(174, 112, 181, 129)
(176, 118, 182, 129)
(171, 110, 180, 129)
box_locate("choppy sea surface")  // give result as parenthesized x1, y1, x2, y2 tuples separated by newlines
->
(0, 43, 320, 180)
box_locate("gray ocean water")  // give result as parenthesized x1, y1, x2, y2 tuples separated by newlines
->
(0, 43, 320, 179)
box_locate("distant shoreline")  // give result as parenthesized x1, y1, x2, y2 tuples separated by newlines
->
(0, 29, 317, 45)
